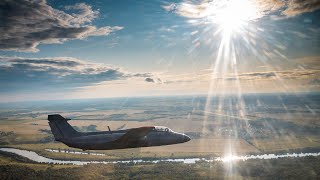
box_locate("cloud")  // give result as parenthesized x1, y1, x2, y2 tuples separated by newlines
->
(162, 0, 320, 20)
(162, 2, 211, 19)
(160, 68, 320, 85)
(219, 70, 320, 81)
(240, 72, 276, 78)
(0, 56, 152, 92)
(283, 0, 320, 17)
(145, 77, 155, 83)
(0, 0, 123, 52)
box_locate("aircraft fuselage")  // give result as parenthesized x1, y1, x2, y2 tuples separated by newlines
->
(48, 114, 190, 150)
(60, 129, 190, 150)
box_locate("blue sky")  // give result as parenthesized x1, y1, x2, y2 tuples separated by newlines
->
(1, 0, 195, 71)
(0, 0, 320, 102)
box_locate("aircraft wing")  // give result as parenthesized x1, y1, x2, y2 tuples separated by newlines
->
(114, 126, 154, 143)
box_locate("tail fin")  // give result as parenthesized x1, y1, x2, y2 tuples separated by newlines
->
(48, 114, 81, 141)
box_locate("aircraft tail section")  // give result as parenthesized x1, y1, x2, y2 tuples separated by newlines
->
(48, 114, 81, 141)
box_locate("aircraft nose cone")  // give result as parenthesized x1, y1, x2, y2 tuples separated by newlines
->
(175, 133, 191, 143)
(183, 134, 191, 142)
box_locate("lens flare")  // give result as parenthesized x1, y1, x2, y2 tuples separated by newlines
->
(210, 0, 258, 37)
(192, 0, 262, 158)
(176, 1, 314, 173)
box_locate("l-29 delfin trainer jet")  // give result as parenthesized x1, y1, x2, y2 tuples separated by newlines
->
(48, 114, 191, 150)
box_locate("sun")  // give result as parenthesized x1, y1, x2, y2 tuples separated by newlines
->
(209, 0, 258, 37)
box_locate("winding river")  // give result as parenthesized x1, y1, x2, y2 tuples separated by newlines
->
(1, 147, 319, 165)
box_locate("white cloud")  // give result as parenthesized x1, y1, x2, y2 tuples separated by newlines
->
(0, 0, 123, 52)
(0, 56, 154, 92)
(162, 0, 320, 19)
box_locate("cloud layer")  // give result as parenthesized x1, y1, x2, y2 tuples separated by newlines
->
(221, 70, 320, 81)
(283, 0, 320, 17)
(0, 56, 152, 92)
(162, 0, 320, 19)
(0, 0, 123, 52)
(160, 55, 320, 89)
(162, 70, 320, 83)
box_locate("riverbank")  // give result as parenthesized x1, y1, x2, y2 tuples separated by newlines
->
(0, 149, 319, 179)
(1, 147, 320, 166)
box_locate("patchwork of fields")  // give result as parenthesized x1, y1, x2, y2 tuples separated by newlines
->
(0, 94, 319, 160)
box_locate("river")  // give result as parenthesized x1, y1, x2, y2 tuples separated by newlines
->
(1, 148, 319, 165)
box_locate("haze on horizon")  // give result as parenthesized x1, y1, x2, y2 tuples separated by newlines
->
(0, 0, 319, 102)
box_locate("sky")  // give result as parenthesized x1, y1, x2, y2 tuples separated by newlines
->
(0, 0, 320, 102)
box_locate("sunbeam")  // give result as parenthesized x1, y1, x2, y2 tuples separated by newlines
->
(0, 0, 319, 179)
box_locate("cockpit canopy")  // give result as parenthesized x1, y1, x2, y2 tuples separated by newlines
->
(153, 126, 173, 132)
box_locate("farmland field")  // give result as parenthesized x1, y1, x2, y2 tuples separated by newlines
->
(0, 93, 319, 160)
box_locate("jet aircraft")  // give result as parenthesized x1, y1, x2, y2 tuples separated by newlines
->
(48, 114, 191, 150)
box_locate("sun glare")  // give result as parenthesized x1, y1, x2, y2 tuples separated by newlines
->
(199, 0, 260, 156)
(210, 0, 258, 36)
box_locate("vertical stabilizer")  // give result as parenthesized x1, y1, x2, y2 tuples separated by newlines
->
(48, 114, 80, 141)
